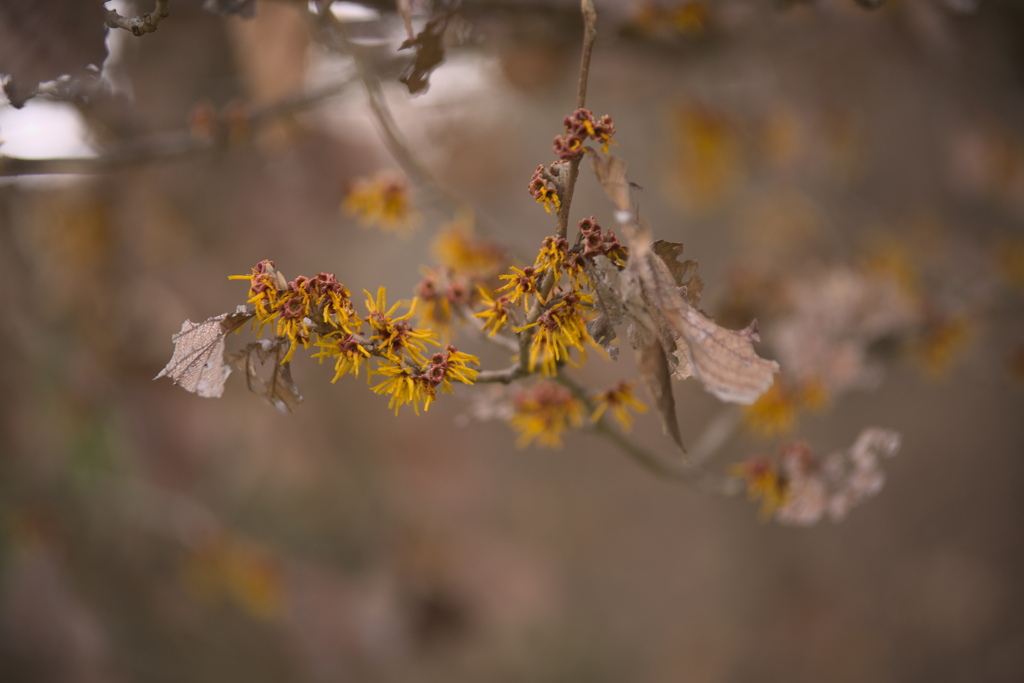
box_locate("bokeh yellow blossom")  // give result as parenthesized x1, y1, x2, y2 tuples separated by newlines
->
(342, 172, 420, 233)
(509, 382, 586, 448)
(591, 381, 648, 431)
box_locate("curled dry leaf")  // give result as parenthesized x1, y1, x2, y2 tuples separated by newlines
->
(155, 306, 254, 398)
(227, 340, 304, 414)
(632, 237, 779, 405)
(652, 240, 703, 307)
(398, 1, 459, 95)
(589, 151, 632, 213)
(589, 149, 780, 406)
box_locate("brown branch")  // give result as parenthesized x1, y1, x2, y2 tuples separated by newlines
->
(475, 364, 527, 384)
(555, 373, 743, 496)
(0, 77, 357, 177)
(105, 0, 171, 36)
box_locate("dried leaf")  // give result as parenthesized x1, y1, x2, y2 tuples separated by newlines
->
(632, 325, 685, 451)
(652, 240, 703, 306)
(155, 307, 254, 398)
(584, 255, 628, 359)
(398, 2, 458, 95)
(228, 341, 304, 414)
(632, 239, 779, 405)
(589, 152, 631, 212)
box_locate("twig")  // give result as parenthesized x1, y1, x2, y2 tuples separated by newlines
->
(0, 77, 358, 177)
(476, 364, 527, 384)
(105, 0, 171, 36)
(555, 373, 742, 496)
(525, 0, 601, 332)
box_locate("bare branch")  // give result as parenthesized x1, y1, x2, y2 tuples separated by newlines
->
(0, 76, 357, 177)
(105, 0, 171, 36)
(555, 373, 743, 496)
(476, 364, 528, 384)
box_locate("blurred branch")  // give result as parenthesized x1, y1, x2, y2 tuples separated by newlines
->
(0, 76, 357, 177)
(554, 0, 597, 243)
(556, 373, 743, 496)
(105, 0, 171, 36)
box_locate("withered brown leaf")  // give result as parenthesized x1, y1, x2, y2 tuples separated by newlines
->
(630, 322, 684, 450)
(632, 239, 779, 404)
(155, 307, 253, 398)
(589, 151, 631, 212)
(398, 1, 458, 95)
(652, 240, 703, 307)
(228, 341, 303, 414)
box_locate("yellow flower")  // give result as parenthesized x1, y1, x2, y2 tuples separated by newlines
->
(230, 262, 361, 363)
(534, 236, 569, 281)
(369, 346, 477, 415)
(591, 381, 647, 431)
(517, 292, 595, 376)
(473, 287, 512, 337)
(496, 265, 546, 310)
(342, 172, 420, 233)
(432, 212, 505, 277)
(744, 380, 799, 437)
(364, 287, 438, 365)
(729, 456, 787, 521)
(509, 382, 585, 448)
(312, 333, 372, 382)
(370, 361, 434, 415)
(420, 345, 480, 401)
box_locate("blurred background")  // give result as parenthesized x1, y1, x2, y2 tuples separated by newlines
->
(2, 0, 1024, 681)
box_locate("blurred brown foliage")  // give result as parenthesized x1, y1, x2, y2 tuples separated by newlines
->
(1, 1, 1024, 682)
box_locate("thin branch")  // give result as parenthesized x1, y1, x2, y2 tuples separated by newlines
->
(105, 0, 171, 36)
(521, 1, 601, 336)
(555, 373, 743, 496)
(552, 0, 597, 243)
(315, 10, 510, 242)
(476, 364, 527, 384)
(0, 76, 358, 177)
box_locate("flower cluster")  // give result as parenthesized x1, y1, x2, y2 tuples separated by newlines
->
(528, 163, 563, 215)
(342, 172, 420, 233)
(731, 428, 901, 525)
(509, 382, 586, 448)
(230, 260, 360, 363)
(232, 261, 478, 414)
(432, 217, 506, 278)
(576, 217, 627, 268)
(518, 292, 595, 376)
(553, 108, 616, 161)
(743, 378, 828, 437)
(371, 345, 479, 415)
(415, 267, 476, 341)
(730, 456, 787, 521)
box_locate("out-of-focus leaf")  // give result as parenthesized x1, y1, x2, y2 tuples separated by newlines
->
(202, 0, 257, 18)
(0, 0, 108, 107)
(398, 1, 459, 95)
(228, 341, 304, 414)
(155, 307, 254, 398)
